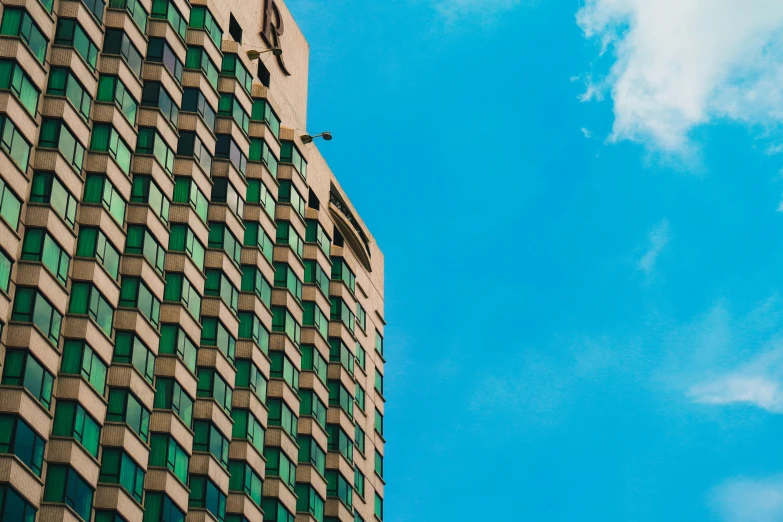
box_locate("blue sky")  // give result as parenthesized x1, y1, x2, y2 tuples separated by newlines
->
(288, 0, 783, 520)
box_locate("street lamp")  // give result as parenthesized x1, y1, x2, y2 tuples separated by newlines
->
(246, 48, 282, 60)
(301, 132, 332, 144)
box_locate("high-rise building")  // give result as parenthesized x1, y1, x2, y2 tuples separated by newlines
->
(0, 0, 386, 520)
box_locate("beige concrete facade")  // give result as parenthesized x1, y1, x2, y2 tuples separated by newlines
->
(0, 0, 385, 520)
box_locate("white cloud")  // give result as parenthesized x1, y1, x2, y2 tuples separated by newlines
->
(711, 476, 783, 522)
(637, 218, 670, 275)
(777, 196, 783, 213)
(576, 0, 783, 152)
(688, 375, 783, 412)
(581, 127, 592, 138)
(434, 0, 526, 22)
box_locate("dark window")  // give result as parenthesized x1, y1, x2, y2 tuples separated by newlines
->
(228, 14, 242, 43)
(257, 59, 270, 87)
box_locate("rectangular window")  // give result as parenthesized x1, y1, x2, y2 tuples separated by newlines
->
(326, 470, 353, 509)
(235, 360, 267, 403)
(185, 46, 219, 90)
(331, 297, 356, 333)
(267, 398, 298, 440)
(159, 324, 198, 373)
(228, 460, 263, 506)
(354, 424, 365, 454)
(301, 345, 327, 384)
(246, 178, 276, 218)
(297, 485, 325, 522)
(355, 383, 365, 411)
(375, 493, 383, 521)
(84, 175, 126, 224)
(48, 67, 90, 119)
(193, 420, 229, 467)
(97, 74, 138, 126)
(271, 306, 301, 345)
(354, 467, 365, 498)
(299, 390, 326, 429)
(131, 175, 170, 225)
(218, 94, 249, 133)
(375, 408, 383, 436)
(332, 258, 356, 293)
(61, 339, 107, 394)
(76, 226, 121, 280)
(278, 180, 305, 218)
(31, 171, 78, 227)
(248, 138, 279, 177)
(270, 351, 299, 392)
(52, 400, 100, 457)
(376, 330, 384, 356)
(327, 423, 354, 464)
(173, 176, 208, 222)
(212, 177, 245, 219)
(106, 387, 150, 442)
(43, 465, 93, 521)
(356, 342, 366, 371)
(0, 248, 11, 293)
(11, 287, 62, 345)
(274, 263, 302, 301)
(141, 81, 180, 128)
(241, 265, 272, 308)
(280, 140, 307, 178)
(276, 221, 304, 259)
(189, 475, 226, 522)
(90, 123, 132, 174)
(154, 377, 194, 428)
(21, 228, 70, 285)
(11, 376, 40, 422)
(119, 277, 161, 327)
(163, 273, 201, 321)
(0, 414, 45, 476)
(136, 126, 175, 175)
(0, 115, 28, 174)
(125, 225, 166, 274)
(232, 408, 265, 454)
(201, 316, 237, 363)
(182, 87, 216, 131)
(237, 312, 270, 353)
(221, 54, 252, 94)
(169, 224, 205, 270)
(328, 380, 354, 419)
(83, 0, 106, 23)
(54, 19, 98, 70)
(114, 331, 155, 383)
(305, 219, 331, 255)
(209, 222, 242, 265)
(108, 0, 148, 32)
(303, 301, 329, 340)
(0, 59, 39, 116)
(177, 130, 212, 174)
(329, 338, 355, 376)
(189, 6, 222, 48)
(215, 134, 247, 176)
(375, 449, 384, 478)
(143, 493, 185, 522)
(0, 8, 48, 64)
(244, 222, 274, 263)
(303, 260, 330, 297)
(375, 369, 384, 396)
(262, 499, 295, 522)
(297, 435, 326, 475)
(151, 0, 187, 40)
(263, 447, 295, 490)
(149, 433, 189, 483)
(356, 302, 367, 331)
(147, 37, 183, 84)
(196, 367, 233, 414)
(103, 29, 143, 77)
(69, 282, 114, 336)
(99, 448, 145, 503)
(251, 98, 281, 138)
(40, 118, 84, 172)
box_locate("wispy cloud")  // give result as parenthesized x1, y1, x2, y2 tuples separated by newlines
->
(637, 219, 670, 275)
(581, 127, 593, 139)
(576, 0, 783, 153)
(711, 475, 783, 522)
(689, 375, 783, 413)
